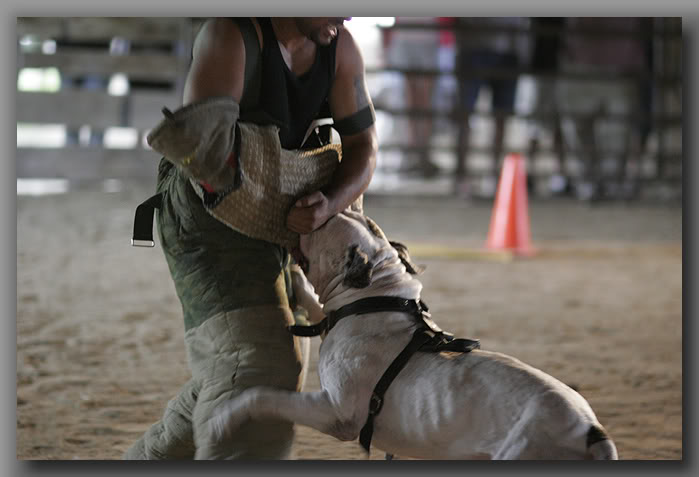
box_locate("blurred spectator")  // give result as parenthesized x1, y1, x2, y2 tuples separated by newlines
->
(454, 17, 530, 198)
(383, 17, 441, 177)
(555, 17, 646, 201)
(526, 17, 569, 195)
(432, 17, 458, 117)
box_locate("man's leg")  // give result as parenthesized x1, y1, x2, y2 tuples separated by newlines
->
(188, 305, 303, 459)
(163, 169, 302, 459)
(124, 161, 199, 460)
(123, 378, 198, 459)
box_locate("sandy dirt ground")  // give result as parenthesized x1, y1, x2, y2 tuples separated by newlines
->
(16, 182, 682, 460)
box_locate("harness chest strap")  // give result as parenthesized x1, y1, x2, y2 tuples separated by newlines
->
(289, 297, 430, 336)
(288, 297, 480, 353)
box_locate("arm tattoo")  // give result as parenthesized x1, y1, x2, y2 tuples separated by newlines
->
(353, 75, 370, 110)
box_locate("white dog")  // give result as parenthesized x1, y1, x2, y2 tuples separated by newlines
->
(210, 209, 618, 460)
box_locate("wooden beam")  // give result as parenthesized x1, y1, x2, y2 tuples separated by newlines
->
(16, 147, 161, 179)
(20, 52, 183, 80)
(17, 91, 181, 129)
(17, 17, 189, 44)
(17, 91, 123, 128)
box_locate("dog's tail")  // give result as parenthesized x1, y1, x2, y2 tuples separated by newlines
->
(586, 424, 619, 460)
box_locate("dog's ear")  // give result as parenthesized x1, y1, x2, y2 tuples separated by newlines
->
(364, 215, 387, 240)
(390, 241, 425, 275)
(349, 196, 364, 214)
(343, 244, 374, 288)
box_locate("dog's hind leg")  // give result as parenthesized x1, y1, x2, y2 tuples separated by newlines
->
(211, 388, 363, 443)
(490, 404, 540, 459)
(490, 415, 586, 459)
(491, 422, 589, 460)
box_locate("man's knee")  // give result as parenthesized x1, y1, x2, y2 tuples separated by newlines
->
(189, 354, 300, 459)
(194, 416, 295, 460)
(185, 307, 303, 458)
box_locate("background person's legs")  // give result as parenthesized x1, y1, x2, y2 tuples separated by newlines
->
(527, 77, 567, 194)
(386, 37, 440, 177)
(454, 54, 483, 197)
(405, 74, 438, 176)
(488, 52, 518, 175)
(455, 50, 519, 198)
(556, 77, 604, 200)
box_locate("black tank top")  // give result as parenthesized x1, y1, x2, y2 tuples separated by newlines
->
(241, 18, 337, 150)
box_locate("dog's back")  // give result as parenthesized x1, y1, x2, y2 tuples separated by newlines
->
(370, 349, 619, 459)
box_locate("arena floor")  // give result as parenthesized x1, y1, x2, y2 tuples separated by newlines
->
(16, 183, 682, 460)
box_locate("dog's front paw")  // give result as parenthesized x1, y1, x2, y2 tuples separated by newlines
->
(208, 396, 252, 442)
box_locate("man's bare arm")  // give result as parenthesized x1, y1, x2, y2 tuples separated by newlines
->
(182, 18, 247, 105)
(145, 19, 250, 190)
(286, 28, 378, 234)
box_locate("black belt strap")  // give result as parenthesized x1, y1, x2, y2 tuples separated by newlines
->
(131, 193, 163, 247)
(287, 320, 328, 337)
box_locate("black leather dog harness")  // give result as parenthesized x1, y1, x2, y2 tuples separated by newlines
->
(288, 297, 480, 455)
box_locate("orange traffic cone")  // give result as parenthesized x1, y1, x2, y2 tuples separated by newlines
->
(485, 153, 535, 256)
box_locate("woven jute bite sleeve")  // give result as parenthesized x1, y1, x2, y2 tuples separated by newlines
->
(189, 122, 343, 250)
(147, 97, 363, 249)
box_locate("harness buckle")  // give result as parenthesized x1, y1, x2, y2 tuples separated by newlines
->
(369, 393, 384, 415)
(416, 299, 429, 314)
(422, 315, 443, 334)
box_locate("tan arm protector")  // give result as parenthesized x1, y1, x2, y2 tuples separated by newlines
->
(146, 97, 240, 191)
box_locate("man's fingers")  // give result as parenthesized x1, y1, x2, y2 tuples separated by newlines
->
(288, 191, 330, 234)
(295, 192, 323, 207)
(286, 214, 308, 234)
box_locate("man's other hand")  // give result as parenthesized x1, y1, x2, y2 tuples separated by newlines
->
(286, 191, 331, 234)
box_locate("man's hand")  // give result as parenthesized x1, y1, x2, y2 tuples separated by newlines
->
(286, 191, 332, 234)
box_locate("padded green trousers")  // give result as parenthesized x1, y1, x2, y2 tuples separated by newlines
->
(123, 160, 304, 459)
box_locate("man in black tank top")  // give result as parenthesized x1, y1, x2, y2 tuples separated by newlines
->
(124, 18, 378, 460)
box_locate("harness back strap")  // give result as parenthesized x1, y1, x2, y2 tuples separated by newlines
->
(359, 328, 433, 453)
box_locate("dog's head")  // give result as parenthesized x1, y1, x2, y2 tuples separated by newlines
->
(298, 209, 422, 298)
